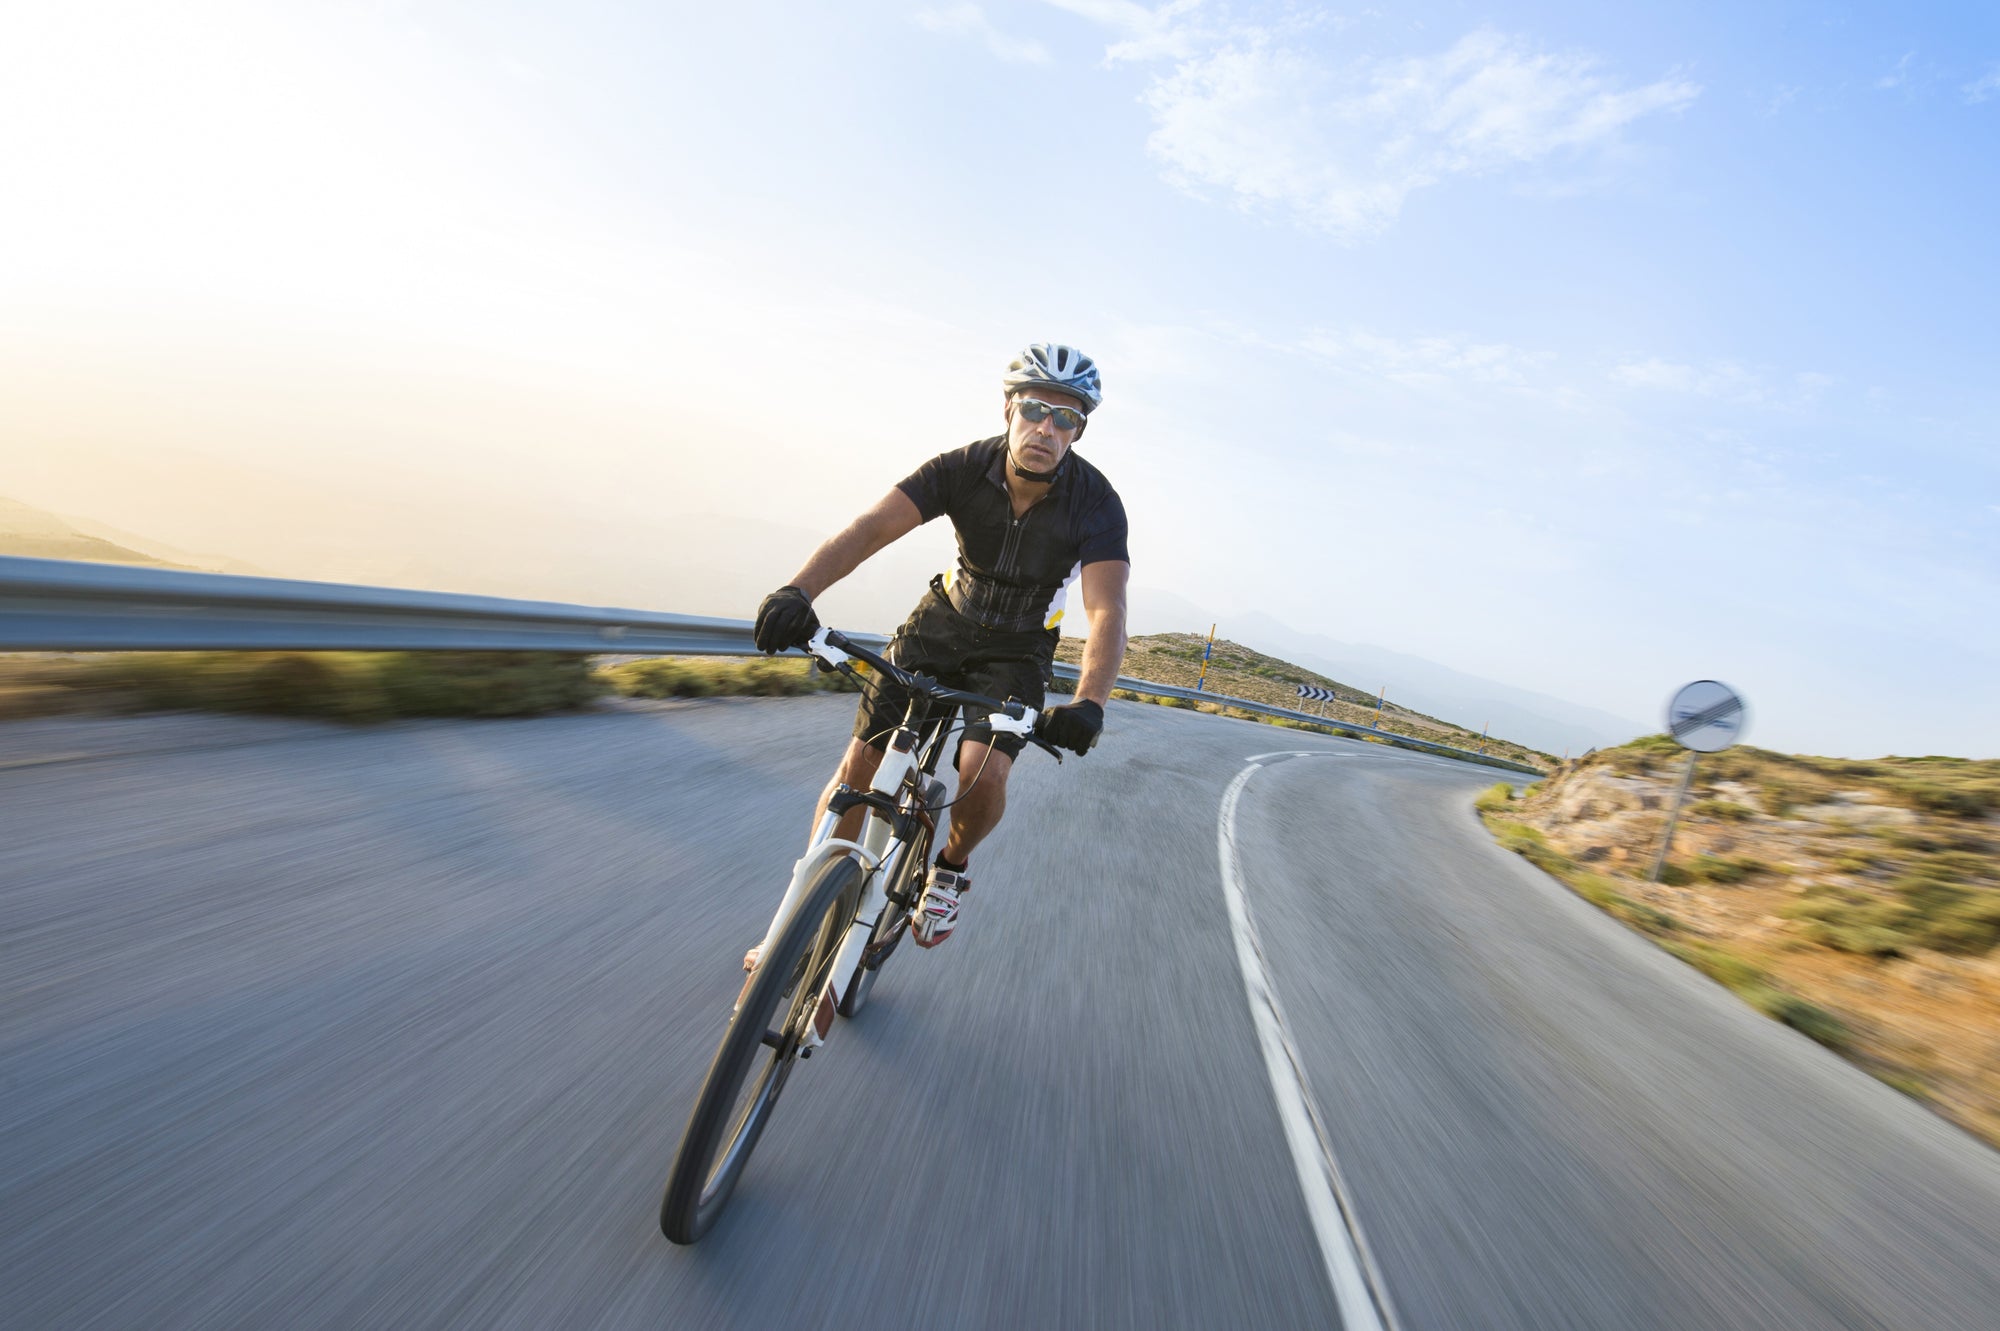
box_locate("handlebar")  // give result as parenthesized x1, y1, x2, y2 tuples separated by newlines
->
(805, 627, 1055, 753)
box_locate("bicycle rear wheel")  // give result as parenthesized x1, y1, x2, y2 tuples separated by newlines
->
(660, 854, 863, 1244)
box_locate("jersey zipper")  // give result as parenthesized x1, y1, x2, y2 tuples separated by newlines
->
(997, 513, 1025, 577)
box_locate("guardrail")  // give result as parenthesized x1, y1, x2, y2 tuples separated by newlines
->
(0, 556, 1541, 774)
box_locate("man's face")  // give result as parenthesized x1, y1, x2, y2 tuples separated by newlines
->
(1004, 387, 1087, 476)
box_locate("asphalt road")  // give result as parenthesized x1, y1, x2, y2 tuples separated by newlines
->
(4, 698, 1999, 1329)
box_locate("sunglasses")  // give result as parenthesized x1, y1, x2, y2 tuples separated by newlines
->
(1013, 397, 1086, 432)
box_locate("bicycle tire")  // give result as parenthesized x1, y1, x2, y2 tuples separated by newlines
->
(660, 854, 863, 1243)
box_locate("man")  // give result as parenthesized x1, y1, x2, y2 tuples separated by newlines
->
(751, 342, 1130, 949)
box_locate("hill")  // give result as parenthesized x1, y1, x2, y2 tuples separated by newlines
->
(1057, 631, 1553, 768)
(1484, 738, 2000, 1148)
(0, 495, 181, 567)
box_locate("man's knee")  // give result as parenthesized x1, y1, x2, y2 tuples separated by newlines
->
(837, 738, 886, 786)
(954, 741, 1014, 793)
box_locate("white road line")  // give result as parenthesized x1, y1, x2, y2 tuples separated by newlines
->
(1218, 760, 1401, 1331)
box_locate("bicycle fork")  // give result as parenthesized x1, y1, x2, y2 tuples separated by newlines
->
(750, 814, 902, 1049)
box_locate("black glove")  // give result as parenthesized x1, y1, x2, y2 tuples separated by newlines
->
(753, 585, 819, 654)
(1040, 698, 1103, 755)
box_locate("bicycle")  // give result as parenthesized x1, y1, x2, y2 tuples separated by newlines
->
(659, 626, 1069, 1244)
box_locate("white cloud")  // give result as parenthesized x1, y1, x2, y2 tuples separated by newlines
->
(1612, 361, 1842, 412)
(1964, 64, 2000, 104)
(914, 3, 1051, 65)
(1297, 327, 1550, 388)
(1135, 27, 1698, 237)
(1612, 358, 1763, 399)
(1876, 51, 1914, 91)
(1765, 83, 1801, 115)
(1041, 0, 1207, 64)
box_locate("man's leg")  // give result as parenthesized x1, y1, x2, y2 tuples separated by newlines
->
(938, 740, 1014, 864)
(912, 740, 1013, 949)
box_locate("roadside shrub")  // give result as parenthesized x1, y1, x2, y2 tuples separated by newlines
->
(1665, 940, 1767, 994)
(1690, 799, 1757, 822)
(1906, 893, 2000, 953)
(1474, 782, 1514, 813)
(1783, 888, 1908, 957)
(1687, 854, 1763, 885)
(68, 651, 602, 721)
(1749, 990, 1851, 1050)
(377, 652, 604, 717)
(1759, 776, 1817, 817)
(1890, 779, 2000, 820)
(1490, 819, 1574, 877)
(603, 656, 858, 699)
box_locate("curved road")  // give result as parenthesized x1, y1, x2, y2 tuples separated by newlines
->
(3, 698, 1998, 1328)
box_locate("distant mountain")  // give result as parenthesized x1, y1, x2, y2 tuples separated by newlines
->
(0, 495, 180, 567)
(1115, 582, 1645, 756)
(1229, 612, 1647, 757)
(0, 495, 257, 574)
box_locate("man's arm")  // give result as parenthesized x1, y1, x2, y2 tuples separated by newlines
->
(1073, 559, 1130, 707)
(787, 490, 924, 599)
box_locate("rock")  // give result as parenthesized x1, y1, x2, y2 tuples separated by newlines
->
(1549, 769, 1662, 823)
(1793, 802, 1917, 828)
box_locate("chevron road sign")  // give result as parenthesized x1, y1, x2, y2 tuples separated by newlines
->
(1296, 685, 1338, 703)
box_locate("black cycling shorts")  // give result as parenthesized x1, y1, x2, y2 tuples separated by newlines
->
(852, 580, 1057, 762)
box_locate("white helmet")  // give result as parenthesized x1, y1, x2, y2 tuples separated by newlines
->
(1002, 343, 1102, 414)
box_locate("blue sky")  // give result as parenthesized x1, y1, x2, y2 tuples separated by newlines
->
(2, 1, 1996, 756)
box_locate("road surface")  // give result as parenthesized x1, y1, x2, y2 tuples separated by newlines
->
(4, 698, 1998, 1328)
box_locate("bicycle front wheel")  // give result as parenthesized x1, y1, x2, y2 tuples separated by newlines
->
(660, 854, 863, 1244)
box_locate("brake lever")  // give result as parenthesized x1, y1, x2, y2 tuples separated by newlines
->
(1029, 735, 1065, 764)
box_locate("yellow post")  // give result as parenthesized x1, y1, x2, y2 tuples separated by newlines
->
(1194, 623, 1217, 693)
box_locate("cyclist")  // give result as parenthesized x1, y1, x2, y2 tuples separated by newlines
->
(750, 342, 1130, 950)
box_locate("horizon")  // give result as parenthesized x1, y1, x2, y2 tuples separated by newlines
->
(4, 2, 1995, 759)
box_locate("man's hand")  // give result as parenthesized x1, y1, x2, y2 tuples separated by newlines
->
(753, 585, 819, 654)
(1040, 698, 1103, 755)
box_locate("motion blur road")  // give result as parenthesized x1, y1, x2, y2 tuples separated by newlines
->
(5, 697, 2000, 1329)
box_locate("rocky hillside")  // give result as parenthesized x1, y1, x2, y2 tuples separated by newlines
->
(1058, 631, 1552, 769)
(1487, 736, 2000, 1148)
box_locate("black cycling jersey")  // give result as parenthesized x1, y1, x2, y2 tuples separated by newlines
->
(895, 435, 1129, 634)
